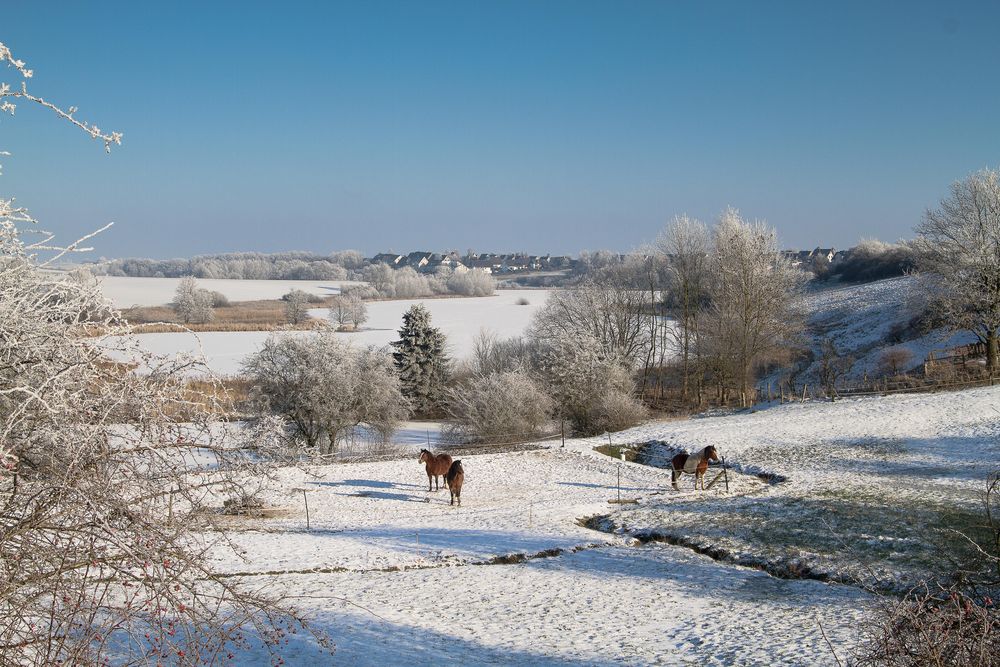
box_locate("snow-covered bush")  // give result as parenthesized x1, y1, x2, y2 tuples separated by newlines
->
(534, 333, 646, 435)
(172, 275, 215, 323)
(363, 262, 396, 297)
(447, 269, 495, 296)
(831, 238, 916, 284)
(363, 264, 494, 298)
(243, 332, 409, 453)
(445, 368, 553, 443)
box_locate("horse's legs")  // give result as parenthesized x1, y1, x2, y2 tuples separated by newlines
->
(427, 473, 433, 492)
(671, 468, 679, 491)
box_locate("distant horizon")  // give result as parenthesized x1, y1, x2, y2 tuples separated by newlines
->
(87, 237, 866, 263)
(4, 1, 999, 259)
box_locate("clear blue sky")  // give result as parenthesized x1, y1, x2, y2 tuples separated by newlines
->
(2, 1, 998, 259)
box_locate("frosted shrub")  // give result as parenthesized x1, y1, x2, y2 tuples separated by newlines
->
(363, 263, 396, 297)
(244, 333, 409, 454)
(283, 288, 312, 324)
(593, 389, 648, 434)
(534, 333, 645, 435)
(329, 293, 367, 330)
(447, 269, 495, 296)
(445, 368, 553, 443)
(172, 275, 215, 323)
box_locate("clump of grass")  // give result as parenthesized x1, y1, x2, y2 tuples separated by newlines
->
(593, 444, 640, 462)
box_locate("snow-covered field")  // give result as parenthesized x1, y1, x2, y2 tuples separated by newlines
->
(215, 448, 868, 665)
(97, 275, 363, 307)
(567, 385, 1000, 589)
(112, 289, 552, 374)
(208, 385, 1000, 664)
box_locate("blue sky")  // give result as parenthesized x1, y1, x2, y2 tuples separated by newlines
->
(2, 1, 998, 259)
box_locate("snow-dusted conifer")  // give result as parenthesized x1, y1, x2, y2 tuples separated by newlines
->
(392, 304, 449, 415)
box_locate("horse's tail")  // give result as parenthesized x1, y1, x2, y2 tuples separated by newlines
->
(447, 460, 463, 486)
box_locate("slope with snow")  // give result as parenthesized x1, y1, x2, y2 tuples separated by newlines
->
(794, 276, 975, 384)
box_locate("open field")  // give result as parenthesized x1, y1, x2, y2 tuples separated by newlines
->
(570, 385, 1000, 590)
(107, 289, 553, 375)
(200, 384, 1000, 664)
(210, 448, 868, 665)
(96, 275, 363, 308)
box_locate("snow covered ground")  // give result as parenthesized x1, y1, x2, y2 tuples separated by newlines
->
(794, 276, 975, 384)
(213, 448, 868, 665)
(207, 384, 1000, 664)
(111, 289, 552, 375)
(565, 385, 1000, 589)
(97, 275, 363, 307)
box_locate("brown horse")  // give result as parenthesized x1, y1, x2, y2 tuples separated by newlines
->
(670, 445, 720, 491)
(419, 449, 453, 491)
(446, 460, 464, 506)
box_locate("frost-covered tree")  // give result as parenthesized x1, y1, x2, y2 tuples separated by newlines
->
(243, 333, 409, 453)
(363, 262, 396, 297)
(915, 169, 1000, 372)
(173, 275, 215, 323)
(704, 208, 804, 404)
(657, 215, 711, 398)
(446, 269, 495, 296)
(534, 333, 646, 435)
(392, 304, 450, 415)
(349, 294, 368, 328)
(329, 293, 367, 330)
(529, 266, 651, 366)
(445, 368, 553, 443)
(0, 40, 327, 663)
(283, 288, 312, 325)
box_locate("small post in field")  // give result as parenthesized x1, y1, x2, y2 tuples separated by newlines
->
(292, 487, 313, 530)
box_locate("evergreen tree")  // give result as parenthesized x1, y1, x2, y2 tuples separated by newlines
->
(392, 304, 449, 415)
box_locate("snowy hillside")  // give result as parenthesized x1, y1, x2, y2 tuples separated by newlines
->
(791, 276, 975, 385)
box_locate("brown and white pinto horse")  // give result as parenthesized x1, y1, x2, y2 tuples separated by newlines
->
(670, 445, 720, 491)
(419, 449, 453, 491)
